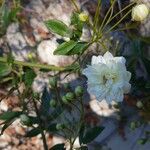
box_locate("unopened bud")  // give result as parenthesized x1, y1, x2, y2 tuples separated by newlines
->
(75, 86, 84, 97)
(66, 92, 74, 101)
(62, 96, 69, 104)
(136, 101, 143, 108)
(132, 4, 149, 21)
(130, 121, 136, 130)
(50, 99, 57, 107)
(79, 12, 89, 22)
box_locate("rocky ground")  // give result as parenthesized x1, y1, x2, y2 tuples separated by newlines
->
(0, 0, 150, 150)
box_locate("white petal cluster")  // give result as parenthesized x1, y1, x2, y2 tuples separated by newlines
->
(82, 51, 131, 103)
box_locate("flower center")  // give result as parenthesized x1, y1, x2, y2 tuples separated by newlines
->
(102, 73, 117, 85)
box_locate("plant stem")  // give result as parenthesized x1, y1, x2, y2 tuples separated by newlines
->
(32, 98, 48, 150)
(0, 57, 65, 71)
(92, 0, 101, 39)
(71, 0, 80, 12)
(107, 9, 132, 33)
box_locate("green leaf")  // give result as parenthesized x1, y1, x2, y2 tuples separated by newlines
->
(0, 119, 15, 135)
(79, 124, 85, 145)
(0, 62, 11, 78)
(24, 68, 36, 87)
(47, 123, 57, 133)
(80, 146, 88, 150)
(0, 111, 22, 120)
(0, 111, 22, 135)
(54, 40, 77, 55)
(45, 20, 71, 37)
(9, 7, 20, 22)
(70, 12, 83, 40)
(25, 128, 41, 137)
(50, 143, 65, 150)
(68, 42, 88, 55)
(40, 87, 51, 115)
(65, 63, 80, 72)
(71, 12, 83, 31)
(82, 126, 104, 144)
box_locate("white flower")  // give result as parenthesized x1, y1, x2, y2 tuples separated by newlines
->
(132, 4, 149, 21)
(82, 51, 131, 103)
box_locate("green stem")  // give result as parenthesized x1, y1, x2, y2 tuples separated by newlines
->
(32, 98, 48, 150)
(101, 1, 135, 32)
(107, 9, 132, 33)
(71, 0, 80, 12)
(0, 57, 65, 71)
(92, 0, 102, 39)
(99, 0, 116, 32)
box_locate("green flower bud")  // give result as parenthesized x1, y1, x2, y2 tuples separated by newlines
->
(49, 77, 57, 88)
(137, 138, 147, 145)
(75, 86, 84, 97)
(33, 92, 40, 99)
(56, 123, 65, 130)
(130, 121, 136, 130)
(20, 114, 32, 126)
(50, 99, 57, 107)
(66, 92, 74, 101)
(62, 96, 68, 104)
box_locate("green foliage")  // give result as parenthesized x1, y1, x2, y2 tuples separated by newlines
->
(70, 12, 84, 40)
(41, 87, 54, 116)
(0, 2, 20, 36)
(80, 126, 104, 144)
(45, 19, 71, 37)
(0, 62, 11, 78)
(0, 111, 22, 120)
(54, 40, 77, 55)
(50, 143, 65, 150)
(0, 111, 22, 135)
(0, 1, 148, 149)
(23, 68, 36, 87)
(68, 42, 88, 55)
(54, 40, 88, 55)
(25, 128, 41, 137)
(20, 114, 32, 126)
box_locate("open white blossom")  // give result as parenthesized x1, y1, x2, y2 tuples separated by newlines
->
(82, 51, 131, 103)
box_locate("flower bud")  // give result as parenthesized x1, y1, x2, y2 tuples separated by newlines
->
(50, 99, 57, 107)
(79, 12, 89, 22)
(130, 121, 136, 130)
(75, 86, 84, 97)
(136, 101, 143, 108)
(56, 123, 65, 130)
(33, 92, 40, 99)
(137, 138, 147, 145)
(65, 92, 74, 101)
(49, 77, 57, 88)
(132, 4, 149, 21)
(20, 114, 32, 126)
(62, 96, 69, 104)
(27, 52, 34, 60)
